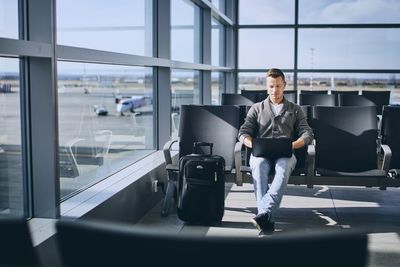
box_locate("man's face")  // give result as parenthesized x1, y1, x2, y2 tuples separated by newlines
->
(267, 76, 286, 104)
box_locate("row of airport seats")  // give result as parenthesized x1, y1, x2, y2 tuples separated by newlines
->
(0, 218, 40, 267)
(234, 89, 391, 115)
(161, 104, 400, 216)
(1, 217, 368, 267)
(223, 92, 385, 128)
(222, 91, 391, 173)
(236, 105, 398, 189)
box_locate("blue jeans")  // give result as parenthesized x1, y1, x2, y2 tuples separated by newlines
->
(249, 154, 297, 220)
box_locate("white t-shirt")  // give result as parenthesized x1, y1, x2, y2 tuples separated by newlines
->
(271, 103, 284, 116)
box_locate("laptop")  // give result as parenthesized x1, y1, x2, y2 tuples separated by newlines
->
(252, 137, 292, 159)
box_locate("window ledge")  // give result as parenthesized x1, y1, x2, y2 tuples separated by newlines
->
(60, 150, 167, 218)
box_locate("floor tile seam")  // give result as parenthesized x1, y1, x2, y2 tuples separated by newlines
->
(327, 186, 345, 230)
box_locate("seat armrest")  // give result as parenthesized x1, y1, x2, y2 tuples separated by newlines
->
(306, 144, 316, 188)
(234, 141, 244, 186)
(166, 164, 179, 172)
(234, 141, 243, 156)
(163, 139, 178, 165)
(380, 144, 392, 172)
(307, 143, 315, 156)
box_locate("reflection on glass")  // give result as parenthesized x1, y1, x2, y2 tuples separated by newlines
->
(211, 0, 225, 13)
(239, 0, 294, 25)
(297, 72, 400, 103)
(238, 72, 294, 93)
(57, 0, 153, 56)
(299, 0, 400, 24)
(239, 29, 294, 69)
(171, 0, 201, 63)
(171, 69, 200, 138)
(298, 29, 400, 69)
(212, 18, 225, 66)
(0, 0, 18, 38)
(0, 57, 24, 216)
(58, 62, 154, 199)
(212, 72, 224, 105)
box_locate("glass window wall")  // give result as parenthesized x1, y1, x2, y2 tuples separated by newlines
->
(211, 0, 226, 14)
(212, 18, 225, 67)
(211, 72, 224, 105)
(299, 0, 400, 24)
(238, 72, 295, 93)
(58, 61, 154, 199)
(239, 29, 294, 69)
(57, 0, 153, 56)
(239, 0, 294, 25)
(171, 69, 200, 138)
(0, 0, 18, 39)
(298, 28, 400, 70)
(171, 0, 201, 63)
(0, 57, 24, 216)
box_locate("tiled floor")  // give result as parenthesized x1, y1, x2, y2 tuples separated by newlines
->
(137, 183, 400, 266)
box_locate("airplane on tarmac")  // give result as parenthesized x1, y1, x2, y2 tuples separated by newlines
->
(115, 95, 147, 116)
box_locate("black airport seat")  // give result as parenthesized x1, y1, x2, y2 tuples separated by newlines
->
(221, 93, 256, 106)
(161, 105, 241, 216)
(310, 106, 391, 189)
(381, 105, 400, 182)
(331, 90, 359, 95)
(241, 89, 268, 102)
(283, 90, 297, 104)
(300, 89, 329, 94)
(299, 93, 336, 106)
(337, 94, 375, 107)
(362, 90, 391, 115)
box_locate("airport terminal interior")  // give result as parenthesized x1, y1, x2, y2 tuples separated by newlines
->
(1, 0, 400, 266)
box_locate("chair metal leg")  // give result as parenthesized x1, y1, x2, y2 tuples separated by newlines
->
(379, 178, 387, 191)
(160, 179, 176, 217)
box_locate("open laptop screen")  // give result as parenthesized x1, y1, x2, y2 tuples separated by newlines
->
(252, 138, 292, 159)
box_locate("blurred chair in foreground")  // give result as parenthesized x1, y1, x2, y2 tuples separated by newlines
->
(56, 219, 368, 267)
(0, 217, 41, 267)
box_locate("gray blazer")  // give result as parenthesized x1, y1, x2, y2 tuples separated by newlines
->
(238, 97, 313, 146)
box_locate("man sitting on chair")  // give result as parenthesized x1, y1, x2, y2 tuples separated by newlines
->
(238, 68, 313, 235)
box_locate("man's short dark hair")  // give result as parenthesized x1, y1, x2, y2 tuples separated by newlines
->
(266, 68, 285, 82)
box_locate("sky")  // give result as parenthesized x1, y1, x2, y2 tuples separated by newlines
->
(239, 0, 400, 24)
(238, 0, 400, 70)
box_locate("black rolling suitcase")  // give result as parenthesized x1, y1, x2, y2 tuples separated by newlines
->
(177, 142, 225, 225)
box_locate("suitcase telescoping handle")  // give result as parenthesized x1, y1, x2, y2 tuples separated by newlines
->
(193, 142, 213, 155)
